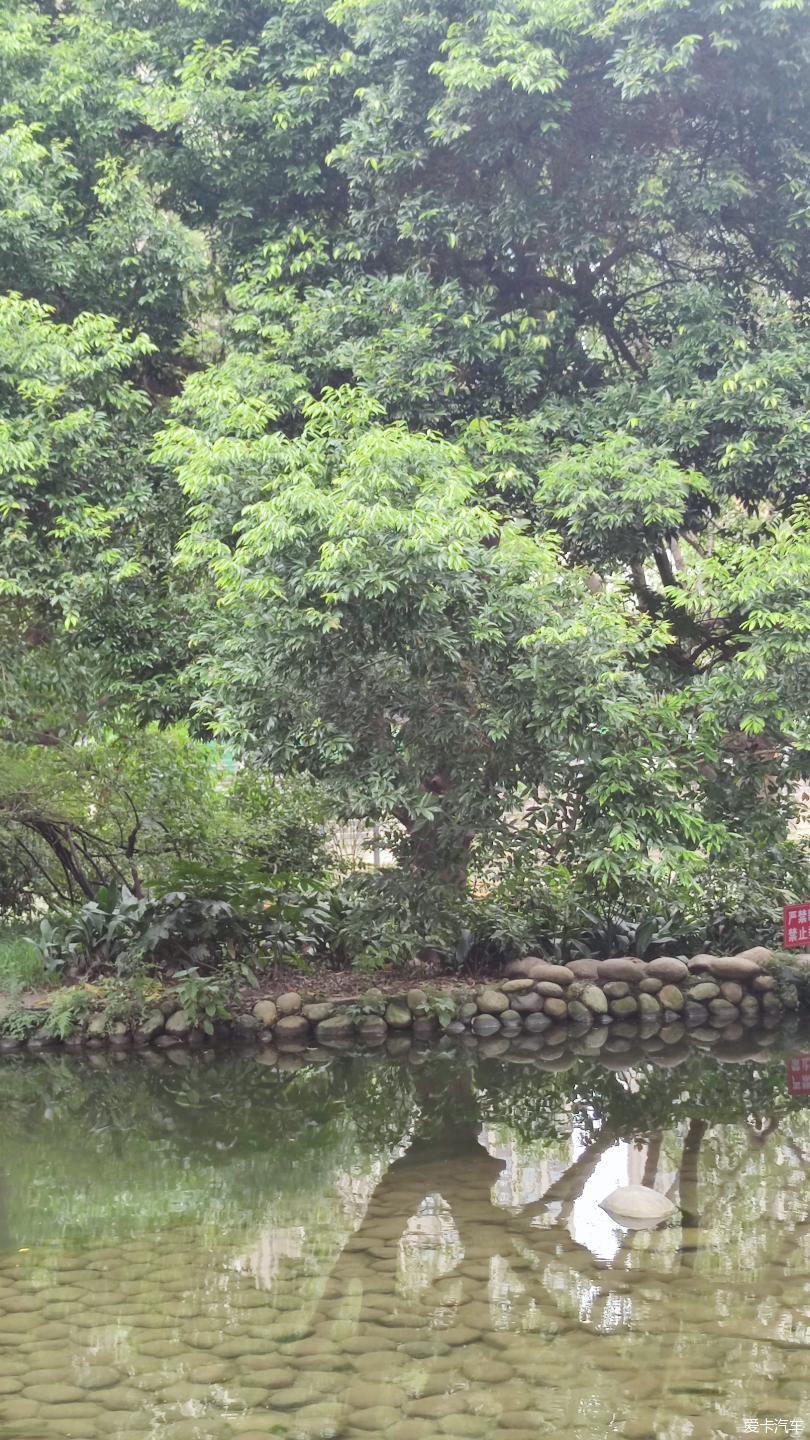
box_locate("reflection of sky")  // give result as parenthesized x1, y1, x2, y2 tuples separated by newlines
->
(571, 1133, 628, 1263)
(482, 1120, 631, 1262)
(482, 1121, 684, 1266)
(399, 1195, 463, 1299)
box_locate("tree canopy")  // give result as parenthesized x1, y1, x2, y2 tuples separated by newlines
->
(1, 0, 810, 952)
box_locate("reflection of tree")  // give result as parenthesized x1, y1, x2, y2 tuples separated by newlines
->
(291, 1052, 810, 1440)
(2, 1047, 810, 1439)
(0, 1052, 420, 1243)
(677, 1118, 706, 1268)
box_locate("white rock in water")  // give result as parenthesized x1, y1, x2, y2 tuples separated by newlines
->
(600, 1184, 677, 1227)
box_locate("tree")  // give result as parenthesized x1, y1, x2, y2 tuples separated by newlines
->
(154, 0, 810, 928)
(2, 0, 810, 943)
(0, 292, 193, 739)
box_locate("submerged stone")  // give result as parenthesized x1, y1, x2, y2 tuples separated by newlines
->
(600, 1184, 677, 1227)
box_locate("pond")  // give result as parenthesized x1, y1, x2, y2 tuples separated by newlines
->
(0, 1038, 809, 1440)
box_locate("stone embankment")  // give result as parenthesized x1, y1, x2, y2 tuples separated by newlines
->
(1, 947, 805, 1055)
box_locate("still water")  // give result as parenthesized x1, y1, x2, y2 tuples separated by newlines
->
(0, 1040, 809, 1440)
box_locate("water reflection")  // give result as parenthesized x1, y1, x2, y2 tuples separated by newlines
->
(0, 1042, 808, 1438)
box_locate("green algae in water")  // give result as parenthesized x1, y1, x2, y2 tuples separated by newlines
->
(0, 1043, 809, 1439)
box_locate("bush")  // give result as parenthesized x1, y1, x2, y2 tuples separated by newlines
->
(328, 871, 469, 972)
(0, 931, 45, 991)
(26, 871, 336, 979)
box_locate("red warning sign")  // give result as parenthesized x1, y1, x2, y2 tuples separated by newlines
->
(787, 1055, 810, 1097)
(783, 904, 810, 948)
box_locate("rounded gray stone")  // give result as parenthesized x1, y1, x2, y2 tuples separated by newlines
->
(253, 999, 278, 1026)
(472, 1014, 501, 1036)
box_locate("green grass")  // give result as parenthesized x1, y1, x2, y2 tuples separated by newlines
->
(0, 933, 45, 994)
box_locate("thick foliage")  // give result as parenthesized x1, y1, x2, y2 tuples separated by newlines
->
(1, 0, 810, 964)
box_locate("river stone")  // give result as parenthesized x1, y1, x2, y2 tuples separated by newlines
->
(658, 985, 684, 1011)
(345, 1382, 405, 1410)
(75, 1366, 121, 1391)
(645, 956, 689, 983)
(276, 991, 302, 1016)
(405, 988, 428, 1013)
(734, 946, 773, 966)
(690, 980, 720, 1001)
(534, 981, 565, 998)
(719, 981, 744, 1004)
(570, 1036, 602, 1059)
(542, 997, 568, 1019)
(87, 1013, 108, 1037)
(25, 1384, 85, 1403)
(413, 1015, 438, 1038)
(0, 1396, 39, 1419)
(637, 992, 660, 1017)
(603, 981, 630, 999)
(406, 1395, 470, 1419)
(524, 1013, 552, 1033)
(387, 1034, 412, 1056)
(501, 978, 534, 994)
(389, 1424, 441, 1440)
(290, 1403, 349, 1439)
(476, 989, 509, 1015)
(684, 1001, 709, 1026)
(535, 1051, 575, 1071)
(472, 1014, 501, 1036)
(753, 973, 777, 991)
(479, 1036, 511, 1059)
(566, 959, 600, 980)
(275, 1015, 310, 1041)
(687, 953, 714, 970)
(762, 991, 782, 1012)
(566, 1000, 592, 1025)
(460, 1357, 512, 1385)
(164, 1009, 192, 1037)
(251, 999, 278, 1026)
(600, 1185, 677, 1226)
(384, 1001, 412, 1029)
(352, 1407, 402, 1432)
(638, 976, 663, 994)
(612, 1024, 638, 1043)
(186, 1361, 233, 1385)
(523, 960, 574, 986)
(611, 995, 638, 1017)
(597, 958, 646, 982)
(511, 992, 542, 1014)
(303, 1002, 334, 1024)
(138, 1010, 165, 1040)
(580, 985, 608, 1015)
(357, 987, 385, 1012)
(316, 1014, 354, 1042)
(706, 956, 762, 982)
(162, 1424, 229, 1440)
(708, 998, 740, 1025)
